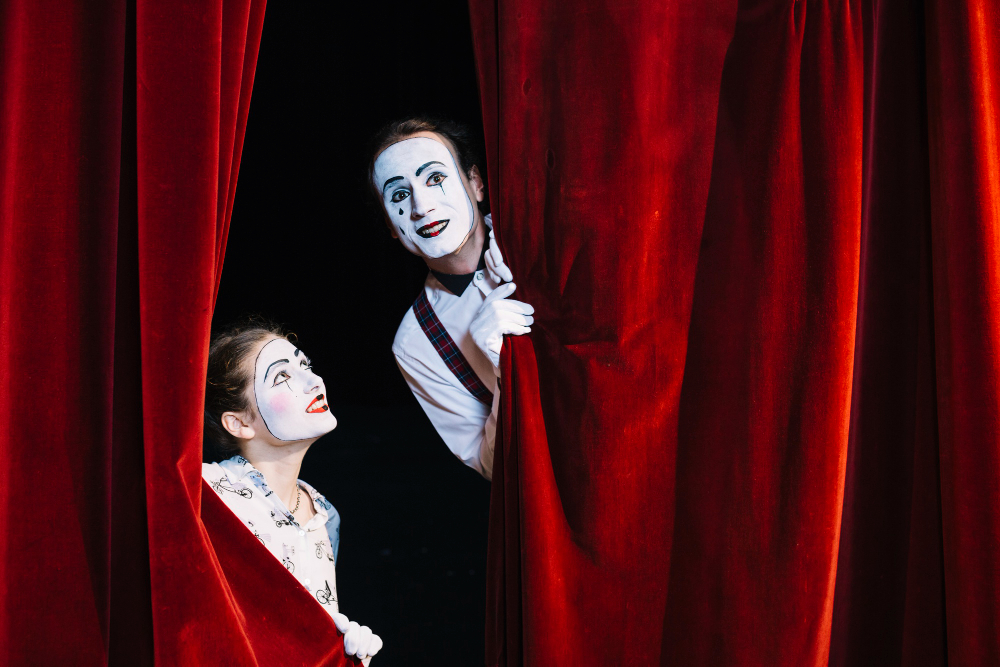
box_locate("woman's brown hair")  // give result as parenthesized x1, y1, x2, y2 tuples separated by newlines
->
(203, 318, 286, 460)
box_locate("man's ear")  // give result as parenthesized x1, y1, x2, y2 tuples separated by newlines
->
(221, 411, 255, 440)
(468, 165, 485, 203)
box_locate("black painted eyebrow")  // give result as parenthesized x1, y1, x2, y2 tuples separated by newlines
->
(264, 359, 289, 381)
(292, 348, 312, 365)
(382, 176, 403, 194)
(415, 161, 445, 177)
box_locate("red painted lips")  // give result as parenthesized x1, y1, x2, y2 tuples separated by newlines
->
(416, 219, 449, 238)
(305, 394, 329, 414)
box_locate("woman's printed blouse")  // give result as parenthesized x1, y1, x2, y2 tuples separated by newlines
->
(202, 456, 341, 616)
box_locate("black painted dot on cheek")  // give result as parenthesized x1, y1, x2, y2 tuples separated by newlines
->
(398, 208, 403, 215)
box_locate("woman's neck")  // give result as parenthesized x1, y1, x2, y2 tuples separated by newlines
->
(240, 438, 313, 510)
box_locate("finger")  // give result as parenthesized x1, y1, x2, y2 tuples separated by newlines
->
(485, 257, 508, 285)
(487, 240, 504, 268)
(487, 244, 513, 282)
(488, 262, 513, 284)
(368, 635, 384, 656)
(485, 259, 503, 284)
(355, 626, 373, 656)
(332, 613, 350, 633)
(485, 240, 511, 275)
(495, 312, 534, 327)
(490, 300, 535, 315)
(507, 299, 534, 314)
(500, 325, 531, 336)
(344, 622, 361, 654)
(483, 282, 516, 305)
(497, 263, 514, 283)
(489, 308, 535, 325)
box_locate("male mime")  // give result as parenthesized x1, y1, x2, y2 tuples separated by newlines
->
(370, 118, 533, 480)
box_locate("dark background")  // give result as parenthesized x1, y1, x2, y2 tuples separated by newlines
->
(211, 2, 491, 664)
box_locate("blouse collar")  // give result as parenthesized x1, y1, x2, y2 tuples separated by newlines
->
(217, 455, 329, 530)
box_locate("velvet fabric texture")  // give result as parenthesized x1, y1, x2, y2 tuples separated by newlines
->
(471, 0, 999, 665)
(0, 1, 351, 664)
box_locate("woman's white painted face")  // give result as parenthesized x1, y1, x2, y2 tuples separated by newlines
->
(374, 136, 477, 258)
(252, 338, 337, 442)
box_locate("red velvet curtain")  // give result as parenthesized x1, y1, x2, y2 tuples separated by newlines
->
(0, 1, 350, 664)
(471, 0, 1000, 665)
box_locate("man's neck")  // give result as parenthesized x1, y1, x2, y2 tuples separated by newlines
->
(240, 438, 313, 509)
(423, 216, 486, 275)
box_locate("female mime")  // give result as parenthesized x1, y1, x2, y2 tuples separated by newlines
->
(202, 321, 382, 664)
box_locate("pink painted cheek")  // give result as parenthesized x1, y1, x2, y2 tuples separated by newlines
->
(263, 392, 296, 414)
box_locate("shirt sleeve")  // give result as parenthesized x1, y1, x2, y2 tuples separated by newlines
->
(395, 348, 495, 480)
(481, 380, 499, 479)
(326, 504, 340, 564)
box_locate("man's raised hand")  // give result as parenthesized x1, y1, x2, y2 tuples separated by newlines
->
(470, 282, 534, 372)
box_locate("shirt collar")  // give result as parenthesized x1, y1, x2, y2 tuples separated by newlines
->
(429, 240, 488, 297)
(218, 455, 330, 529)
(218, 454, 258, 486)
(298, 479, 331, 529)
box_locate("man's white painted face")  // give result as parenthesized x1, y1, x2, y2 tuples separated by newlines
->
(252, 338, 337, 442)
(374, 136, 477, 259)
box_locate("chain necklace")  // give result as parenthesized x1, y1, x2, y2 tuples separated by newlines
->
(290, 484, 302, 514)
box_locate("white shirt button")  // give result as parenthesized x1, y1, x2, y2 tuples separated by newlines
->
(298, 530, 305, 536)
(475, 271, 483, 281)
(304, 578, 310, 585)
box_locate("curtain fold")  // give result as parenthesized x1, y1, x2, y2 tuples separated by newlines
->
(829, 0, 945, 663)
(472, 1, 739, 663)
(923, 1, 1000, 661)
(663, 2, 863, 664)
(1, 1, 351, 663)
(1, 2, 128, 662)
(471, 0, 1000, 664)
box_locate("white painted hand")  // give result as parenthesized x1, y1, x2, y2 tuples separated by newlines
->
(471, 282, 534, 372)
(485, 229, 513, 284)
(333, 613, 383, 661)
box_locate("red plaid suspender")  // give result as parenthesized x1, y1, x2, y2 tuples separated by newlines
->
(412, 291, 494, 407)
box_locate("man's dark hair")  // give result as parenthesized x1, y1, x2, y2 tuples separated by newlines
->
(366, 116, 487, 214)
(203, 317, 287, 460)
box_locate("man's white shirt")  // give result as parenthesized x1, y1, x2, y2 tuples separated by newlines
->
(392, 217, 500, 479)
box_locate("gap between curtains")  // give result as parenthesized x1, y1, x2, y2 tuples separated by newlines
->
(471, 0, 1000, 665)
(0, 1, 351, 664)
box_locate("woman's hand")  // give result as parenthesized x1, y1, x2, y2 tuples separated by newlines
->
(333, 613, 383, 664)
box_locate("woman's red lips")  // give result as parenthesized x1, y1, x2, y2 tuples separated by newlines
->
(305, 394, 329, 413)
(416, 219, 449, 238)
